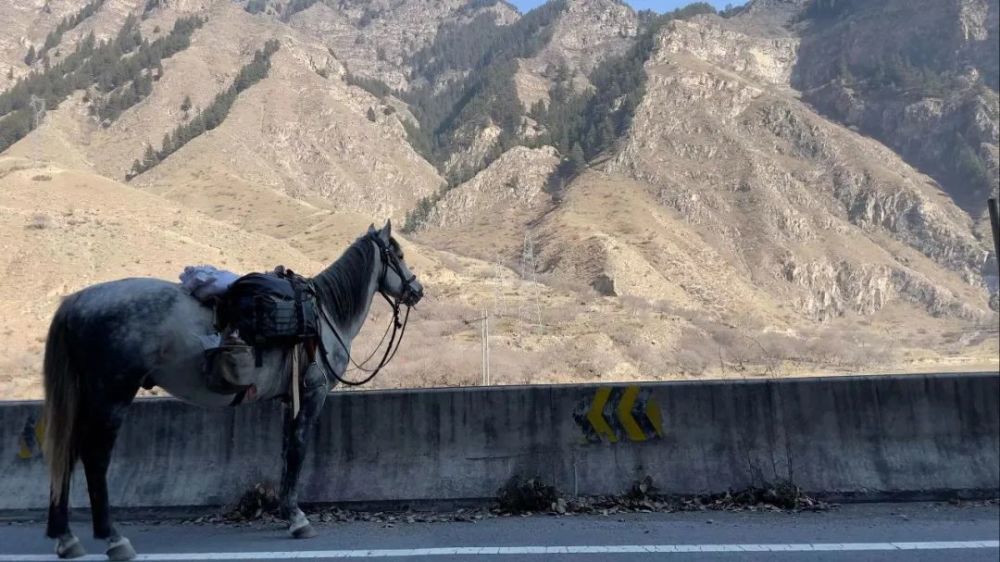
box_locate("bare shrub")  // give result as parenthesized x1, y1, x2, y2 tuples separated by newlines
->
(676, 348, 708, 375)
(574, 345, 620, 379)
(801, 328, 891, 371)
(26, 213, 52, 229)
(619, 295, 651, 316)
(649, 299, 687, 317)
(608, 324, 643, 348)
(538, 302, 584, 326)
(537, 272, 598, 297)
(621, 338, 673, 375)
(435, 252, 466, 274)
(676, 327, 716, 375)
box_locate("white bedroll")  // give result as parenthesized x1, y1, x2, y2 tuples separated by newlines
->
(179, 265, 240, 301)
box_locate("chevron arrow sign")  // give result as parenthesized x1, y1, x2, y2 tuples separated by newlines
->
(573, 386, 664, 444)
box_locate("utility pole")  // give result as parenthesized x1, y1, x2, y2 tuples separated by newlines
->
(989, 198, 999, 277)
(480, 308, 491, 386)
(493, 257, 506, 319)
(519, 233, 542, 327)
(483, 310, 493, 386)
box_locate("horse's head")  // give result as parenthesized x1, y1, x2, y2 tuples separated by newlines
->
(368, 220, 423, 307)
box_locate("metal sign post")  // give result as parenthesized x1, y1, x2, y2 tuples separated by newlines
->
(989, 198, 999, 277)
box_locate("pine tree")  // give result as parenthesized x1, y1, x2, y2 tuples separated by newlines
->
(180, 95, 191, 112)
(160, 132, 173, 157)
(569, 143, 585, 173)
(44, 31, 59, 51)
(24, 45, 37, 65)
(142, 144, 158, 167)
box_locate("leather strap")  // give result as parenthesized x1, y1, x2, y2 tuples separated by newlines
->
(291, 344, 301, 418)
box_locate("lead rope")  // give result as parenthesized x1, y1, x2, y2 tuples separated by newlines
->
(313, 293, 409, 387)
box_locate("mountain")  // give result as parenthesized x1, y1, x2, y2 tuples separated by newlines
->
(791, 0, 999, 239)
(0, 0, 997, 400)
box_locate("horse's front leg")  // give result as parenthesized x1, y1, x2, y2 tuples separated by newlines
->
(279, 362, 328, 539)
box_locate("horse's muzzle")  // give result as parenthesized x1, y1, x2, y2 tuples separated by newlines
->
(403, 282, 424, 307)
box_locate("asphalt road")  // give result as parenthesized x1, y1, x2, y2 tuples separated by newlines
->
(1, 502, 997, 562)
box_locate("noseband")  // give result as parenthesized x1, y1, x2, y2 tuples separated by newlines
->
(311, 233, 414, 387)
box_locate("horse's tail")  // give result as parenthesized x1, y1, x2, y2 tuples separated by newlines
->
(42, 296, 80, 503)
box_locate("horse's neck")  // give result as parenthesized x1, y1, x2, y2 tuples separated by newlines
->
(321, 246, 381, 357)
(333, 277, 377, 343)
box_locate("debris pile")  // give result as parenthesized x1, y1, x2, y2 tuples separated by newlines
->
(224, 482, 280, 522)
(190, 477, 830, 527)
(496, 476, 559, 514)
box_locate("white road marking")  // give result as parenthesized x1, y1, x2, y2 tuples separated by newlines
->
(3, 541, 998, 560)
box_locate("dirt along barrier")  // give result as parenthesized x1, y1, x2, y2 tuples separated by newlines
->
(1, 372, 997, 513)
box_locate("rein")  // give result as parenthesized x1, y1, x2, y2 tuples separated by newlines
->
(310, 234, 413, 387)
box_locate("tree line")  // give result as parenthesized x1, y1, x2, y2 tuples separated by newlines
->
(91, 14, 205, 123)
(400, 1, 718, 231)
(393, 0, 567, 231)
(28, 0, 107, 64)
(0, 14, 204, 153)
(529, 3, 717, 193)
(340, 0, 724, 230)
(401, 0, 566, 171)
(127, 39, 280, 179)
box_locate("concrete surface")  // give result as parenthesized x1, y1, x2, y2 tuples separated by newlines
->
(1, 372, 998, 512)
(1, 502, 998, 561)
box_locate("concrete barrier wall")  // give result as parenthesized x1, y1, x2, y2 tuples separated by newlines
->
(1, 372, 998, 512)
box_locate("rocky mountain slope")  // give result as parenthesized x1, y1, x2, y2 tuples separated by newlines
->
(790, 0, 999, 238)
(0, 0, 997, 400)
(605, 14, 988, 321)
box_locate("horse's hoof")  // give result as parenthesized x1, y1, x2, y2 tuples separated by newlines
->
(288, 509, 316, 539)
(55, 535, 86, 559)
(106, 537, 137, 561)
(292, 523, 317, 539)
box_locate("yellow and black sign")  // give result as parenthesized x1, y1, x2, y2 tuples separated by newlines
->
(17, 416, 45, 460)
(574, 386, 664, 444)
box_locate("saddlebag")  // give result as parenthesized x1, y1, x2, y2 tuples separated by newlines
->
(216, 267, 319, 367)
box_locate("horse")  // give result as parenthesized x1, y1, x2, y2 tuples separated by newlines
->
(41, 220, 423, 560)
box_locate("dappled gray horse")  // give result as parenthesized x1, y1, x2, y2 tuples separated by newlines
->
(42, 221, 423, 560)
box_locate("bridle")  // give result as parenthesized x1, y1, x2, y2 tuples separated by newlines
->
(311, 232, 416, 387)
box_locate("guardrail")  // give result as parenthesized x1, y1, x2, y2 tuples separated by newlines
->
(2, 372, 997, 512)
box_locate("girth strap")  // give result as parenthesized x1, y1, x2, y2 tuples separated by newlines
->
(291, 343, 301, 418)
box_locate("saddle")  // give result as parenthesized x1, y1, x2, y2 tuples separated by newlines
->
(192, 266, 320, 397)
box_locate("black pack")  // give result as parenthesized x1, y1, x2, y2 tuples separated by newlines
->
(217, 269, 318, 363)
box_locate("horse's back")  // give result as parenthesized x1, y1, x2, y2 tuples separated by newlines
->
(64, 277, 182, 315)
(54, 278, 212, 384)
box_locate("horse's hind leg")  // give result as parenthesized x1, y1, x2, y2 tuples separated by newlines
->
(47, 471, 85, 559)
(279, 363, 328, 539)
(80, 405, 136, 561)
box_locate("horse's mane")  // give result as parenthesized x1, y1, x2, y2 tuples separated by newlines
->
(310, 235, 377, 328)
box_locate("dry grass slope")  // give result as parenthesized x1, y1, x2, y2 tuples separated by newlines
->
(0, 0, 996, 400)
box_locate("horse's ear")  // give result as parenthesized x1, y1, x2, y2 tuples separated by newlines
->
(368, 223, 377, 235)
(381, 219, 392, 241)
